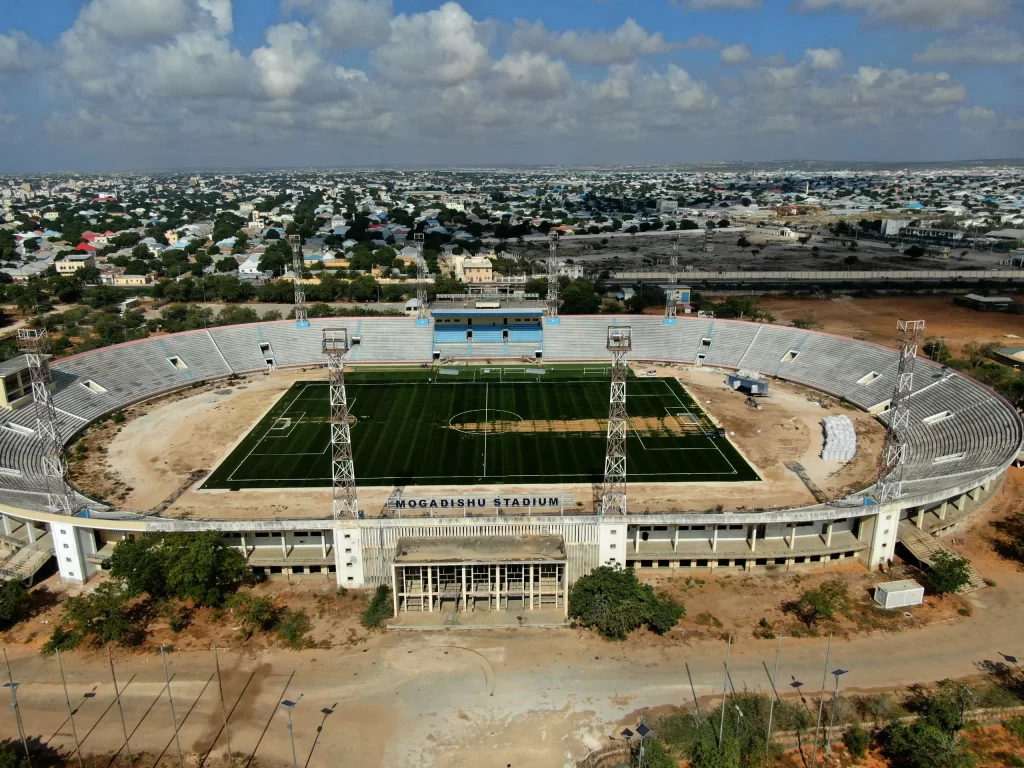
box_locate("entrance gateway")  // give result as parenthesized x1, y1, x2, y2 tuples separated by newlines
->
(391, 535, 568, 620)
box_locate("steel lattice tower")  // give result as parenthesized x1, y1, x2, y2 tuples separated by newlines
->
(875, 319, 925, 503)
(17, 329, 79, 515)
(601, 326, 632, 515)
(414, 232, 428, 323)
(323, 329, 359, 518)
(669, 236, 679, 284)
(546, 232, 560, 323)
(289, 235, 309, 328)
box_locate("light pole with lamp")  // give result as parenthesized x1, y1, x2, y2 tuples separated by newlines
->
(635, 722, 651, 768)
(824, 668, 848, 754)
(281, 694, 303, 768)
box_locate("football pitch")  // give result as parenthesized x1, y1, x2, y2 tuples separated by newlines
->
(202, 367, 759, 489)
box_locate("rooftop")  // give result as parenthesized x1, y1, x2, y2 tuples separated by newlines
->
(393, 535, 566, 564)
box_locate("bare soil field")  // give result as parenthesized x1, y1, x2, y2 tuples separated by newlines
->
(758, 294, 1024, 356)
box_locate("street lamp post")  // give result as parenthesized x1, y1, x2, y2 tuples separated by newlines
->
(281, 695, 303, 768)
(635, 722, 651, 768)
(825, 668, 848, 755)
(3, 648, 31, 768)
(159, 646, 184, 768)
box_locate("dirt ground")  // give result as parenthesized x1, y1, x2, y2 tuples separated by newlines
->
(758, 295, 1024, 356)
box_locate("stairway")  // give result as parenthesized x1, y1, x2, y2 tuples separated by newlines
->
(0, 531, 54, 583)
(898, 521, 987, 592)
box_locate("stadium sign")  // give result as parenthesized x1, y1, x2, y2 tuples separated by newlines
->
(387, 494, 574, 513)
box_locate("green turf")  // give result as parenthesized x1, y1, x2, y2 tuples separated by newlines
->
(202, 366, 760, 489)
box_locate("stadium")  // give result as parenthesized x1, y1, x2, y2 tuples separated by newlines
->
(0, 306, 1021, 625)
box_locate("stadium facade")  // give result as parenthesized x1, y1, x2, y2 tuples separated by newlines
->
(0, 316, 1020, 616)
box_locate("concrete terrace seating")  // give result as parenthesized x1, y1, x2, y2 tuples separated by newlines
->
(0, 315, 1011, 514)
(508, 328, 541, 343)
(435, 327, 467, 344)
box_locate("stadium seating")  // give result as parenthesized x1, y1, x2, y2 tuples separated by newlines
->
(0, 315, 1015, 514)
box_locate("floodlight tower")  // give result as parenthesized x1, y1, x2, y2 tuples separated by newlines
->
(546, 232, 560, 325)
(669, 235, 679, 284)
(601, 326, 631, 516)
(414, 232, 429, 326)
(289, 235, 309, 329)
(17, 329, 79, 515)
(323, 329, 359, 519)
(875, 320, 925, 503)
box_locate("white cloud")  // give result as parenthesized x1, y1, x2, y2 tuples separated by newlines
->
(720, 43, 753, 64)
(252, 23, 325, 99)
(508, 18, 675, 65)
(198, 0, 233, 35)
(805, 47, 843, 69)
(0, 31, 41, 74)
(680, 34, 723, 49)
(914, 27, 1024, 66)
(76, 0, 197, 42)
(958, 105, 998, 133)
(493, 52, 570, 99)
(142, 31, 251, 98)
(795, 0, 1010, 28)
(284, 0, 392, 50)
(683, 0, 762, 9)
(1004, 118, 1024, 131)
(373, 2, 491, 85)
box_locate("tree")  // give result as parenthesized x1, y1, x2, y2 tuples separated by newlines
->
(560, 279, 601, 314)
(794, 578, 850, 627)
(843, 724, 870, 759)
(215, 306, 260, 326)
(227, 591, 275, 638)
(105, 532, 250, 607)
(736, 236, 750, 248)
(361, 585, 392, 629)
(844, 254, 859, 265)
(905, 245, 926, 258)
(926, 551, 972, 596)
(60, 581, 141, 647)
(0, 579, 29, 629)
(569, 566, 684, 640)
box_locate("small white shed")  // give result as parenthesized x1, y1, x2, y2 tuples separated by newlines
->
(873, 579, 925, 610)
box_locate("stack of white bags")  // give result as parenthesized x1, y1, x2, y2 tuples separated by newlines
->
(821, 415, 857, 461)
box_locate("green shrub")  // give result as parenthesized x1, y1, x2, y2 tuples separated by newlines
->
(843, 724, 870, 760)
(568, 566, 684, 640)
(111, 411, 126, 423)
(0, 741, 29, 768)
(226, 591, 275, 638)
(793, 578, 850, 627)
(275, 608, 312, 649)
(41, 623, 82, 656)
(0, 579, 29, 630)
(59, 582, 143, 647)
(361, 585, 392, 629)
(1005, 715, 1024, 741)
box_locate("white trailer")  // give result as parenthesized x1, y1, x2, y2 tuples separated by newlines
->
(873, 579, 925, 610)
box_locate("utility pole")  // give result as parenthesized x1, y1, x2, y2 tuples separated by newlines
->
(3, 648, 31, 768)
(213, 646, 233, 761)
(160, 647, 184, 768)
(811, 633, 833, 763)
(56, 648, 85, 768)
(107, 648, 134, 768)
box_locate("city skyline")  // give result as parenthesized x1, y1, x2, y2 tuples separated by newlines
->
(1, 0, 1023, 172)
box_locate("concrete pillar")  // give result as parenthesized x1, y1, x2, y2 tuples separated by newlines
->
(280, 533, 287, 558)
(392, 565, 399, 616)
(496, 564, 503, 611)
(563, 565, 568, 618)
(711, 526, 718, 553)
(789, 524, 796, 550)
(749, 525, 757, 553)
(427, 565, 433, 612)
(321, 534, 327, 559)
(26, 524, 36, 544)
(673, 526, 680, 553)
(634, 527, 640, 553)
(52, 524, 87, 583)
(1, 514, 10, 536)
(915, 507, 924, 529)
(938, 500, 948, 521)
(461, 565, 468, 613)
(239, 533, 248, 558)
(825, 522, 834, 547)
(529, 564, 534, 610)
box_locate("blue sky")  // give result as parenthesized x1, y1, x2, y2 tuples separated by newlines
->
(0, 0, 1021, 171)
